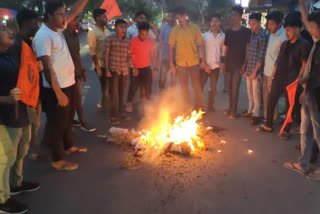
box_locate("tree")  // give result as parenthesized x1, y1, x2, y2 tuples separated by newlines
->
(117, 0, 161, 21)
(0, 0, 25, 10)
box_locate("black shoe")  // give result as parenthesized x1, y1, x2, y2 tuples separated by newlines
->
(10, 181, 40, 196)
(0, 198, 29, 214)
(250, 116, 259, 125)
(73, 120, 82, 127)
(80, 124, 97, 132)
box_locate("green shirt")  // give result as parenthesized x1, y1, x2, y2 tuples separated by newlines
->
(169, 23, 202, 67)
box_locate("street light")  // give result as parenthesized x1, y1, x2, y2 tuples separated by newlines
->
(235, 0, 250, 8)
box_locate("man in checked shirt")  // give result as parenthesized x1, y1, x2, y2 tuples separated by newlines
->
(242, 13, 268, 125)
(105, 19, 132, 125)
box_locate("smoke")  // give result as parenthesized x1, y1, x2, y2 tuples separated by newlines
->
(137, 86, 189, 131)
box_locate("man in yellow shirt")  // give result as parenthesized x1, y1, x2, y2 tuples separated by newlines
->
(88, 8, 111, 110)
(169, 6, 208, 110)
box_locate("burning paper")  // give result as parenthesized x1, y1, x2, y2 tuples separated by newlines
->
(248, 150, 254, 155)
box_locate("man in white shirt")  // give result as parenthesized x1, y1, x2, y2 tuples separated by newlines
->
(126, 11, 158, 40)
(33, 0, 88, 171)
(263, 11, 287, 120)
(202, 14, 225, 112)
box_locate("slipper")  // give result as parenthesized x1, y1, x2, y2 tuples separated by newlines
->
(52, 160, 79, 171)
(30, 153, 51, 162)
(256, 124, 273, 132)
(307, 169, 320, 180)
(280, 132, 290, 141)
(283, 162, 307, 175)
(65, 146, 87, 155)
(110, 117, 121, 125)
(121, 115, 131, 121)
(241, 111, 252, 117)
(111, 119, 121, 125)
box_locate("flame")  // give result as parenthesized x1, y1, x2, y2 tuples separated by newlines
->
(138, 110, 205, 153)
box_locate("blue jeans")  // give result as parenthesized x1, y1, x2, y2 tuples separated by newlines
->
(299, 93, 320, 171)
(159, 60, 177, 92)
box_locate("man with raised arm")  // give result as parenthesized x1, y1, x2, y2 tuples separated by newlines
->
(33, 0, 88, 171)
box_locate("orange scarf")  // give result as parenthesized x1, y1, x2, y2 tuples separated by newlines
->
(16, 41, 40, 108)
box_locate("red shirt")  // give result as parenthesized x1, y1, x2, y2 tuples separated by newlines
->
(130, 36, 155, 69)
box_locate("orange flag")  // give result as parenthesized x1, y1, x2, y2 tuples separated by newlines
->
(279, 79, 299, 134)
(16, 41, 40, 108)
(100, 0, 122, 20)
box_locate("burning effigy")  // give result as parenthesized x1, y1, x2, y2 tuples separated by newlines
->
(100, 108, 225, 169)
(109, 110, 205, 155)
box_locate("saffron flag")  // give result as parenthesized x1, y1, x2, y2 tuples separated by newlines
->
(16, 41, 40, 108)
(100, 0, 122, 20)
(279, 79, 299, 134)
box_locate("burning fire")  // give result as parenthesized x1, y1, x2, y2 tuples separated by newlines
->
(136, 110, 205, 153)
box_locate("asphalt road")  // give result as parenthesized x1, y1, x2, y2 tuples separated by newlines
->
(17, 32, 320, 214)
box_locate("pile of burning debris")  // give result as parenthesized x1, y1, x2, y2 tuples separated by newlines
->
(100, 110, 225, 168)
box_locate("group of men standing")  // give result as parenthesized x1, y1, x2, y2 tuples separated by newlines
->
(1, 0, 320, 213)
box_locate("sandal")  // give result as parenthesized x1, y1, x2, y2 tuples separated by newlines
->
(110, 117, 121, 125)
(224, 109, 230, 116)
(307, 169, 320, 180)
(250, 116, 259, 126)
(65, 146, 87, 155)
(280, 131, 290, 141)
(30, 153, 51, 162)
(121, 114, 131, 121)
(241, 110, 252, 118)
(51, 160, 79, 171)
(256, 124, 273, 132)
(283, 162, 307, 175)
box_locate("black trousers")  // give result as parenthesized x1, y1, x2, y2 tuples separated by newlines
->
(110, 72, 128, 117)
(266, 78, 302, 129)
(41, 85, 75, 162)
(201, 68, 220, 108)
(127, 67, 152, 102)
(225, 67, 242, 115)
